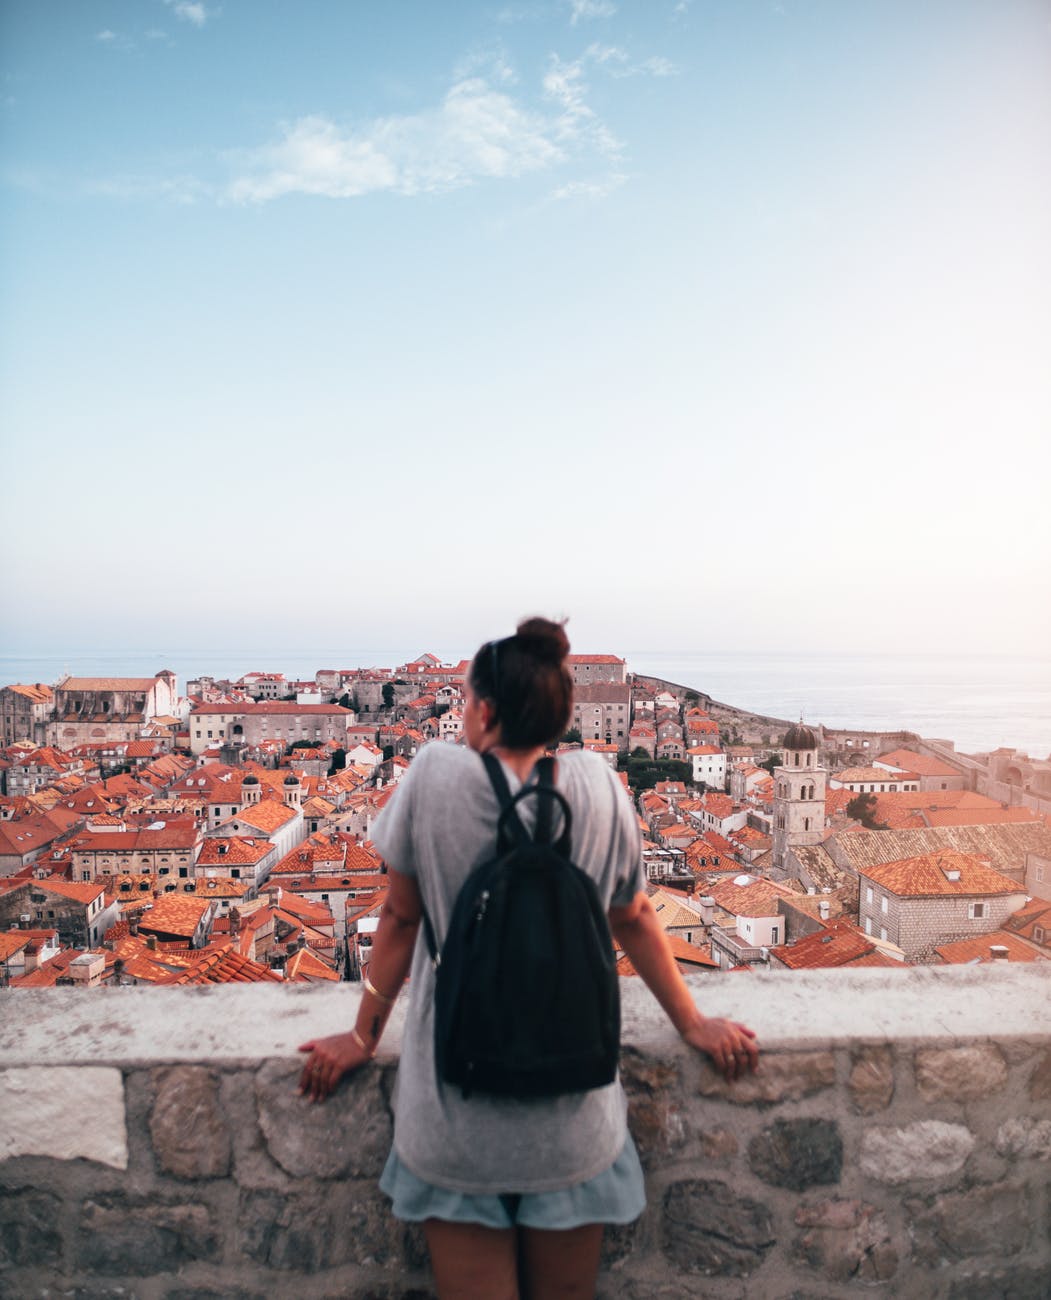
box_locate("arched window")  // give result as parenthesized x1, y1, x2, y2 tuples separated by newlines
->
(794, 753, 800, 767)
(804, 817, 811, 831)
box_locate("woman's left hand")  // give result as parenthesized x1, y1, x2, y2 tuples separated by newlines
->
(297, 1031, 373, 1103)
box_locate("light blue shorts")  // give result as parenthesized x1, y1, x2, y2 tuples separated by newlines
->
(379, 1134, 646, 1230)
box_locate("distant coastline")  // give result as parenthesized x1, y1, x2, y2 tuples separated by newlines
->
(1, 648, 1048, 758)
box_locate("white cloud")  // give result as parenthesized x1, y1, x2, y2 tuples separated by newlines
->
(550, 172, 626, 200)
(96, 30, 117, 43)
(640, 55, 678, 77)
(543, 54, 622, 158)
(583, 44, 679, 78)
(95, 29, 135, 51)
(164, 1, 214, 27)
(569, 0, 617, 25)
(227, 79, 570, 203)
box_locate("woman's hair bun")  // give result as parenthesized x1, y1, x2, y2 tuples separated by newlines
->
(515, 616, 570, 664)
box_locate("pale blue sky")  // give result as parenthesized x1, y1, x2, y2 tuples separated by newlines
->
(2, 1, 1049, 659)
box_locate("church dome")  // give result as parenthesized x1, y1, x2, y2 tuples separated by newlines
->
(783, 721, 818, 751)
(242, 774, 260, 785)
(283, 773, 300, 785)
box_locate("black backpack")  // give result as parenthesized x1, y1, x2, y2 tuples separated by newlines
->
(421, 753, 620, 1099)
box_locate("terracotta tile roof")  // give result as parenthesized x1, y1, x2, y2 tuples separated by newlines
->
(568, 655, 625, 665)
(232, 801, 297, 834)
(708, 876, 786, 918)
(197, 836, 273, 866)
(166, 947, 283, 984)
(934, 930, 1046, 964)
(687, 745, 722, 756)
(876, 749, 959, 778)
(21, 878, 106, 906)
(285, 946, 340, 982)
(860, 849, 1023, 898)
(769, 920, 902, 970)
(138, 894, 214, 938)
(6, 683, 53, 702)
(835, 766, 914, 783)
(698, 793, 736, 819)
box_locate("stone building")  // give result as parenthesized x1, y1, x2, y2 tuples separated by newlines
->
(858, 848, 1028, 962)
(572, 684, 632, 750)
(187, 702, 352, 756)
(46, 672, 178, 747)
(567, 654, 626, 686)
(771, 722, 827, 872)
(0, 878, 117, 949)
(0, 684, 54, 746)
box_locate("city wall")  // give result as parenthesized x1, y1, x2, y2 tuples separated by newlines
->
(1, 967, 1050, 1299)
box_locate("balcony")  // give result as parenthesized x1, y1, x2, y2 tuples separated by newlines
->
(1, 965, 1049, 1296)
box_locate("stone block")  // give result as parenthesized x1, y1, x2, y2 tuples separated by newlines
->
(948, 1267, 1051, 1300)
(906, 1182, 1030, 1265)
(860, 1121, 974, 1185)
(254, 1058, 391, 1179)
(0, 1067, 127, 1170)
(0, 1187, 62, 1269)
(77, 1196, 221, 1275)
(793, 1197, 898, 1283)
(164, 1290, 265, 1300)
(660, 1178, 775, 1277)
(697, 1051, 836, 1104)
(238, 1182, 395, 1270)
(150, 1066, 231, 1180)
(913, 1045, 1008, 1102)
(848, 1045, 894, 1114)
(748, 1119, 843, 1191)
(1027, 1048, 1051, 1102)
(995, 1117, 1051, 1160)
(698, 1128, 739, 1162)
(621, 1049, 686, 1166)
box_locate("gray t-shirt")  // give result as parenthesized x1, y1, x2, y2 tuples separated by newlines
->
(371, 742, 644, 1193)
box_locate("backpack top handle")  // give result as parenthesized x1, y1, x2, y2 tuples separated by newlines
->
(482, 752, 573, 857)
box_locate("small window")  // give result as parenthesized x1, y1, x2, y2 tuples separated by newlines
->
(866, 886, 873, 905)
(968, 902, 986, 920)
(880, 895, 887, 914)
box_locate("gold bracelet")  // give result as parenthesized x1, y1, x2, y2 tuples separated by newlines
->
(350, 1026, 375, 1057)
(363, 973, 398, 1006)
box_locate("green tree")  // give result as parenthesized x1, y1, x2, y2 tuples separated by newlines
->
(846, 792, 887, 830)
(328, 747, 347, 775)
(382, 683, 395, 709)
(561, 727, 583, 746)
(759, 754, 780, 775)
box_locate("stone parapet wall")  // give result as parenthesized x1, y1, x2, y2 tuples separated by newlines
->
(1, 967, 1049, 1298)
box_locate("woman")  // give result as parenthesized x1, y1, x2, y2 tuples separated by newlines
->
(299, 619, 758, 1299)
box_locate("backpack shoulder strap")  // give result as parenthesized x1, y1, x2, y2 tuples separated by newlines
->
(481, 752, 530, 848)
(534, 756, 572, 857)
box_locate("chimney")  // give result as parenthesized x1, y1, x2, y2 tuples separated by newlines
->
(146, 934, 158, 950)
(23, 941, 40, 974)
(698, 895, 716, 925)
(989, 945, 1009, 961)
(818, 899, 831, 922)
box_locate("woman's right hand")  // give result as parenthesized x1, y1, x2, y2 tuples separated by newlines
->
(297, 1030, 373, 1103)
(682, 1016, 759, 1082)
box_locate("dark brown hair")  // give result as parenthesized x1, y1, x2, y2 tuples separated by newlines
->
(469, 617, 573, 748)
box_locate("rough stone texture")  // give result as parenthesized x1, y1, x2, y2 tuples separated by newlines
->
(254, 1059, 391, 1179)
(164, 1290, 265, 1300)
(860, 1121, 975, 1185)
(696, 1051, 836, 1104)
(0, 1187, 63, 1269)
(150, 1065, 231, 1180)
(77, 1195, 221, 1275)
(1027, 1048, 1051, 1101)
(914, 1044, 1009, 1102)
(848, 1045, 894, 1114)
(906, 1183, 1030, 1266)
(238, 1183, 395, 1270)
(698, 1128, 739, 1162)
(995, 1117, 1051, 1161)
(793, 1197, 898, 1284)
(660, 1179, 775, 1277)
(620, 1050, 686, 1166)
(948, 1267, 1051, 1300)
(748, 1119, 843, 1191)
(0, 1067, 127, 1170)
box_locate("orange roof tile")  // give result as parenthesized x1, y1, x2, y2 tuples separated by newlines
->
(876, 749, 960, 778)
(861, 849, 1023, 898)
(934, 930, 1046, 964)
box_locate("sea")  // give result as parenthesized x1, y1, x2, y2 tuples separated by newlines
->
(2, 648, 1048, 760)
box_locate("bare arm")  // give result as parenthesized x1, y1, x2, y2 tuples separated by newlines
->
(298, 867, 422, 1102)
(609, 891, 758, 1082)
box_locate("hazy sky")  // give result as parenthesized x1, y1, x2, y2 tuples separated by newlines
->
(2, 0, 1049, 659)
